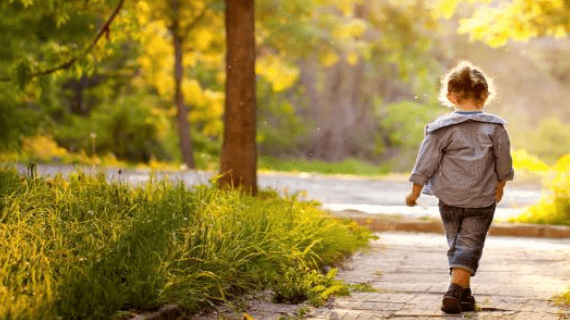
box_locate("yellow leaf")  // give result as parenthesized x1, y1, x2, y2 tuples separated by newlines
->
(256, 54, 299, 92)
(555, 25, 567, 38)
(155, 71, 174, 97)
(435, 0, 459, 19)
(347, 52, 359, 65)
(337, 2, 353, 16)
(194, 28, 215, 51)
(554, 155, 570, 172)
(182, 79, 205, 106)
(135, 1, 150, 25)
(320, 51, 340, 67)
(487, 32, 510, 47)
(203, 120, 223, 136)
(215, 71, 226, 85)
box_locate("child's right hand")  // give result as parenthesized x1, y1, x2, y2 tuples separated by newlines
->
(495, 180, 506, 203)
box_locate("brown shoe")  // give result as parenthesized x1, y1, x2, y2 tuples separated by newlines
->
(461, 288, 477, 312)
(441, 284, 463, 314)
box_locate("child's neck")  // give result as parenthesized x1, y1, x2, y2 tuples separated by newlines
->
(453, 101, 483, 112)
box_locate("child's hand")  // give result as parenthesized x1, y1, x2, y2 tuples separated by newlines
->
(495, 180, 506, 203)
(405, 193, 419, 207)
(405, 184, 424, 207)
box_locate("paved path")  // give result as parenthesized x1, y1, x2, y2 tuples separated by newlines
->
(306, 232, 570, 320)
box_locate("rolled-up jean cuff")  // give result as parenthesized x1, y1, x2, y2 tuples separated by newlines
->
(449, 265, 477, 276)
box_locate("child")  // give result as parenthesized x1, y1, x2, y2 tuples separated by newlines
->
(405, 61, 514, 314)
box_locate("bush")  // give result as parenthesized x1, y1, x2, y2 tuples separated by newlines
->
(0, 167, 373, 319)
(510, 155, 570, 226)
(0, 86, 42, 151)
(512, 117, 570, 165)
(54, 93, 172, 163)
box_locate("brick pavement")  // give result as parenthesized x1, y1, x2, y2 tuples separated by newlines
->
(307, 232, 570, 320)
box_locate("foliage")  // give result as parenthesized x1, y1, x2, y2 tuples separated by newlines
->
(0, 167, 373, 319)
(377, 100, 444, 171)
(55, 93, 172, 163)
(272, 268, 350, 307)
(257, 78, 312, 156)
(511, 116, 570, 165)
(1, 0, 447, 169)
(380, 101, 442, 150)
(134, 0, 225, 140)
(0, 0, 121, 86)
(510, 155, 570, 226)
(511, 149, 550, 174)
(433, 0, 570, 47)
(557, 289, 570, 306)
(0, 86, 42, 150)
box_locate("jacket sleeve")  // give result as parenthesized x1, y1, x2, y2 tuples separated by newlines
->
(492, 125, 514, 181)
(409, 131, 442, 185)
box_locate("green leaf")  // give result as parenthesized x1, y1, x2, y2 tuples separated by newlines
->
(14, 61, 32, 90)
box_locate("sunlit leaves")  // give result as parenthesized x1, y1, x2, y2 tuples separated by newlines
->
(190, 89, 224, 137)
(133, 0, 225, 141)
(430, 0, 493, 19)
(512, 149, 550, 173)
(256, 54, 300, 92)
(346, 52, 359, 65)
(333, 19, 367, 39)
(183, 79, 205, 106)
(434, 0, 570, 46)
(434, 0, 460, 19)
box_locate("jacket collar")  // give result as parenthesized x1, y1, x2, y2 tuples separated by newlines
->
(426, 111, 507, 134)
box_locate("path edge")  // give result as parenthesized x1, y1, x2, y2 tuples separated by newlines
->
(331, 210, 570, 239)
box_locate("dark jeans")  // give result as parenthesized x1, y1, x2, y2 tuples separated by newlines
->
(439, 201, 496, 276)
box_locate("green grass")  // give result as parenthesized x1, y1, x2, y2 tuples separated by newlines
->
(349, 283, 379, 293)
(259, 157, 390, 176)
(0, 166, 374, 320)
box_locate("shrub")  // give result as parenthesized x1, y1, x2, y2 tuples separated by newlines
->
(510, 155, 570, 226)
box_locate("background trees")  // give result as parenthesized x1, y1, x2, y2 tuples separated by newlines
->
(1, 0, 570, 175)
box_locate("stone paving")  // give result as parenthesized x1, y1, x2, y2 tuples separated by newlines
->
(306, 232, 570, 320)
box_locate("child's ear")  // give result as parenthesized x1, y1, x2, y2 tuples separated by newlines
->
(447, 92, 457, 105)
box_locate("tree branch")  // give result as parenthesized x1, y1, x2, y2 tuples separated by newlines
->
(0, 0, 126, 82)
(181, 8, 208, 39)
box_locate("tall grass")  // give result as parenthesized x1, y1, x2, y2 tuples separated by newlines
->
(0, 166, 372, 320)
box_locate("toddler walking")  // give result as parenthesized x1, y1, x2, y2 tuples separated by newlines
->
(405, 61, 514, 314)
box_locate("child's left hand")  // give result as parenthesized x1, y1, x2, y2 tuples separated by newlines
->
(495, 180, 506, 203)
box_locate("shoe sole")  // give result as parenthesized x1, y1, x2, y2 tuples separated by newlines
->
(460, 303, 476, 312)
(441, 296, 462, 314)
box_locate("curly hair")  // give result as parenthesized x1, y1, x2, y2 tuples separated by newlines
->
(439, 61, 495, 108)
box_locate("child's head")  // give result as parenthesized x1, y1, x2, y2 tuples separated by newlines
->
(439, 61, 494, 110)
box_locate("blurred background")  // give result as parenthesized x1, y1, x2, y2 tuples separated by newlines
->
(1, 0, 569, 175)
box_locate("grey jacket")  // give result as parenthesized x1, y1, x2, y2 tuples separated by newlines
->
(409, 111, 514, 208)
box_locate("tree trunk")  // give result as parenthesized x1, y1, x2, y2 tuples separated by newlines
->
(219, 0, 257, 195)
(171, 0, 195, 169)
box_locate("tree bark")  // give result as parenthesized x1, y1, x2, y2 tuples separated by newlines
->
(219, 0, 257, 195)
(171, 0, 195, 169)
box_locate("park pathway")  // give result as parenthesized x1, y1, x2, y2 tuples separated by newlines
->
(304, 232, 570, 320)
